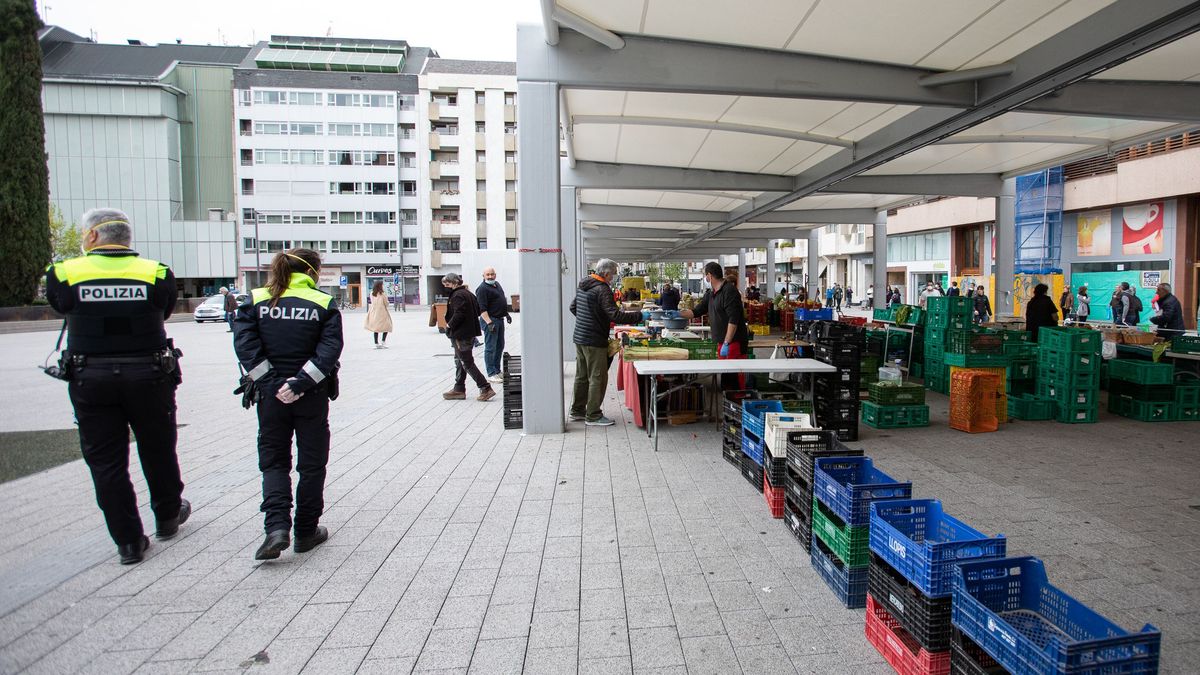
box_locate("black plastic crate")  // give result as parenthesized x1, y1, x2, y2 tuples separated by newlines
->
(765, 456, 787, 491)
(740, 452, 764, 492)
(783, 496, 812, 552)
(949, 628, 1006, 675)
(823, 422, 859, 442)
(722, 390, 760, 418)
(814, 341, 862, 366)
(784, 466, 813, 510)
(815, 321, 866, 344)
(815, 400, 861, 424)
(814, 376, 861, 402)
(722, 438, 741, 466)
(868, 554, 952, 652)
(786, 431, 864, 486)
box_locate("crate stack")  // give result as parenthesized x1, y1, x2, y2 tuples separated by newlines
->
(501, 353, 523, 430)
(1036, 327, 1102, 424)
(1002, 331, 1038, 397)
(740, 400, 783, 491)
(1107, 358, 1189, 422)
(953, 557, 1161, 675)
(862, 381, 929, 429)
(782, 432, 862, 552)
(812, 321, 865, 441)
(922, 297, 974, 395)
(810, 456, 912, 609)
(720, 390, 757, 467)
(762, 412, 813, 519)
(949, 370, 1002, 434)
(865, 499, 1006, 675)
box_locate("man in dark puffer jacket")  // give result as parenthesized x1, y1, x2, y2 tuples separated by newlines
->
(569, 258, 642, 426)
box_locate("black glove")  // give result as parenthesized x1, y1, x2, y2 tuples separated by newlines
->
(233, 375, 259, 409)
(505, 315, 512, 324)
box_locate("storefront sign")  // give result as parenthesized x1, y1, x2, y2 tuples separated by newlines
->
(1141, 271, 1162, 288)
(317, 267, 341, 287)
(1076, 209, 1111, 256)
(365, 265, 420, 277)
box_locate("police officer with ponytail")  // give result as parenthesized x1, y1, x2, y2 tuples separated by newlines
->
(233, 248, 343, 560)
(45, 208, 190, 565)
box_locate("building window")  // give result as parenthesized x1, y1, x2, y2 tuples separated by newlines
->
(399, 124, 416, 139)
(365, 211, 396, 224)
(400, 209, 417, 222)
(331, 182, 358, 195)
(238, 119, 252, 136)
(506, 238, 517, 249)
(477, 238, 488, 249)
(243, 237, 257, 252)
(476, 209, 487, 221)
(475, 121, 485, 133)
(476, 150, 486, 162)
(475, 91, 486, 104)
(505, 209, 517, 221)
(505, 180, 516, 192)
(476, 179, 487, 192)
(433, 237, 461, 252)
(400, 181, 417, 196)
(242, 208, 256, 222)
(402, 237, 418, 250)
(504, 92, 516, 105)
(331, 211, 362, 224)
(241, 179, 254, 196)
(295, 240, 327, 253)
(398, 95, 415, 111)
(368, 182, 395, 195)
(240, 149, 253, 166)
(239, 90, 251, 106)
(326, 150, 395, 166)
(504, 123, 517, 135)
(331, 240, 364, 253)
(505, 151, 516, 164)
(365, 240, 398, 253)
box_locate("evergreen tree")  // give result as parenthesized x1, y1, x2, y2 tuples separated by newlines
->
(0, 0, 50, 305)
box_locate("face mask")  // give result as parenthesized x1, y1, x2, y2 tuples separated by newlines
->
(484, 279, 497, 285)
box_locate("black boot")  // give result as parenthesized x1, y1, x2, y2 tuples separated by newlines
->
(155, 499, 192, 540)
(255, 530, 290, 560)
(294, 526, 329, 553)
(118, 536, 150, 565)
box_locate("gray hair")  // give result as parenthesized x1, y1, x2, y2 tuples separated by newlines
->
(442, 272, 462, 286)
(1158, 282, 1172, 293)
(81, 208, 132, 246)
(594, 259, 618, 278)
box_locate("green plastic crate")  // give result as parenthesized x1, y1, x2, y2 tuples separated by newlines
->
(1007, 379, 1036, 396)
(873, 307, 896, 322)
(1007, 394, 1055, 421)
(861, 401, 930, 429)
(1177, 403, 1200, 421)
(1038, 381, 1100, 407)
(1037, 348, 1100, 374)
(811, 497, 869, 568)
(1176, 384, 1200, 408)
(1038, 365, 1101, 388)
(1109, 394, 1176, 422)
(1008, 359, 1036, 382)
(867, 382, 926, 406)
(946, 329, 1004, 356)
(1108, 359, 1174, 385)
(1168, 334, 1200, 354)
(1002, 341, 1039, 358)
(926, 296, 974, 316)
(923, 326, 948, 347)
(1037, 326, 1103, 354)
(1054, 401, 1099, 424)
(944, 352, 1010, 368)
(925, 312, 972, 330)
(998, 329, 1030, 343)
(666, 338, 718, 360)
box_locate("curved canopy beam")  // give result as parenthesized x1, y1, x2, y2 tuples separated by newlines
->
(572, 115, 855, 148)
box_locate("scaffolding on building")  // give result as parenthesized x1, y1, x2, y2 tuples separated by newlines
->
(1014, 167, 1064, 274)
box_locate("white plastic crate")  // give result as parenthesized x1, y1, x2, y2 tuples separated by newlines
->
(763, 412, 814, 459)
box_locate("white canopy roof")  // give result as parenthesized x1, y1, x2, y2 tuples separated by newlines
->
(525, 0, 1200, 261)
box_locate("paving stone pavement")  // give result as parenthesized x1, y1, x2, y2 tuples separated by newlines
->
(0, 310, 1197, 673)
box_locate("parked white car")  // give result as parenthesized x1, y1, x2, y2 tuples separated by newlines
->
(193, 294, 248, 323)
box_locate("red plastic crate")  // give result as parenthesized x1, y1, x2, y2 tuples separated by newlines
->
(763, 473, 785, 519)
(841, 316, 868, 327)
(865, 594, 951, 675)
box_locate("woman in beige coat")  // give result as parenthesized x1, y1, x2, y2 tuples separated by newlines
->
(364, 281, 394, 348)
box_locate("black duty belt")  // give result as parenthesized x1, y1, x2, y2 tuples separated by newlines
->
(73, 354, 160, 365)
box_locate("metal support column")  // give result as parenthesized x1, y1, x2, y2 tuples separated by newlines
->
(874, 210, 888, 309)
(807, 231, 820, 300)
(737, 248, 746, 293)
(517, 81, 564, 433)
(561, 186, 578, 362)
(764, 241, 776, 299)
(995, 177, 1016, 318)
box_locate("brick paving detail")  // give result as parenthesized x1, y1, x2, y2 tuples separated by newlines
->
(0, 311, 1197, 673)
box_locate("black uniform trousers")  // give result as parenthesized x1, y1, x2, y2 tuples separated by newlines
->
(451, 337, 489, 391)
(256, 387, 330, 537)
(68, 363, 183, 546)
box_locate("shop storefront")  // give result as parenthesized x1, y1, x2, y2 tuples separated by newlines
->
(364, 265, 421, 306)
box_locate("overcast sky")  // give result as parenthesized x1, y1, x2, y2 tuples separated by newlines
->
(42, 0, 542, 61)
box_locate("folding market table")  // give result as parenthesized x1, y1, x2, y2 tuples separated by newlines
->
(632, 359, 837, 451)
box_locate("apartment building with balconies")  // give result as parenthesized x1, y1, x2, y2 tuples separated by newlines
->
(232, 35, 435, 305)
(418, 59, 518, 302)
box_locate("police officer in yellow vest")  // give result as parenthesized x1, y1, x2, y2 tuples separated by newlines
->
(44, 208, 190, 565)
(233, 248, 343, 560)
